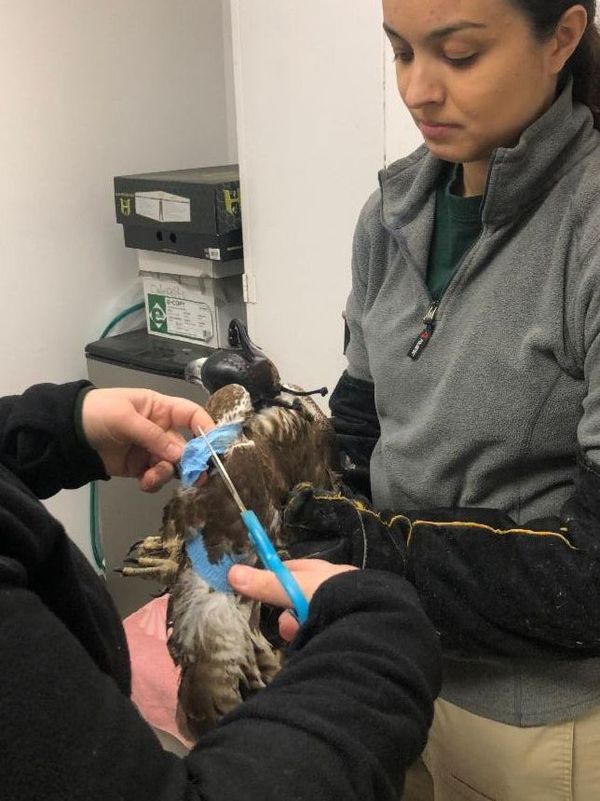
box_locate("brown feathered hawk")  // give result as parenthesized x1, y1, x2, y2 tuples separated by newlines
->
(122, 321, 339, 738)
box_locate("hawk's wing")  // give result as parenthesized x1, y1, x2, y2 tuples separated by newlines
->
(200, 397, 339, 557)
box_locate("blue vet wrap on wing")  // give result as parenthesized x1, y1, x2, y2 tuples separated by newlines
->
(179, 422, 243, 488)
(185, 530, 248, 593)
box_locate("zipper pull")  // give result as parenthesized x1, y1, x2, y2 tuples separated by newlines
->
(408, 302, 439, 361)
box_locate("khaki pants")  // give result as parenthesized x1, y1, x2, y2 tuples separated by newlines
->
(402, 698, 600, 801)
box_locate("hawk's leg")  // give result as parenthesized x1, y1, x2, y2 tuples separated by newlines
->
(121, 534, 183, 585)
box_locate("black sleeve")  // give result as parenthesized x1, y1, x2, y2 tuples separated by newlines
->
(0, 567, 441, 801)
(0, 381, 108, 498)
(330, 371, 380, 499)
(326, 372, 600, 659)
(406, 451, 600, 659)
(280, 462, 600, 660)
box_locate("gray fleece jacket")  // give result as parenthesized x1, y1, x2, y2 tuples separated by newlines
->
(343, 81, 600, 726)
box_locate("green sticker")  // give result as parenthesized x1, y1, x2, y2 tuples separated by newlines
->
(147, 294, 168, 332)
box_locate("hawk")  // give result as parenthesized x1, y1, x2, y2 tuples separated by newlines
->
(122, 321, 339, 738)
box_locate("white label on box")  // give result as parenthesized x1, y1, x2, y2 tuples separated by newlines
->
(135, 195, 161, 221)
(147, 292, 214, 341)
(135, 190, 191, 223)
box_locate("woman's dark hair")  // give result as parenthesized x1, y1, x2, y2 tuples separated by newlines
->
(510, 1, 600, 128)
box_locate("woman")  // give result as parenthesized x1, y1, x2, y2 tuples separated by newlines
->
(304, 0, 600, 799)
(0, 381, 441, 801)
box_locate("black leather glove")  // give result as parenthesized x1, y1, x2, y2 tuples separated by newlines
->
(260, 483, 409, 647)
(279, 483, 409, 573)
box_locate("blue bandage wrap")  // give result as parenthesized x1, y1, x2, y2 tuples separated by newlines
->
(185, 530, 248, 594)
(180, 422, 247, 592)
(179, 422, 242, 488)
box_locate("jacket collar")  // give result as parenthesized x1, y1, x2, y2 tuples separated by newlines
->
(379, 80, 598, 232)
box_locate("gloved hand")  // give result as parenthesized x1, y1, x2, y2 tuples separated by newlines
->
(259, 483, 409, 647)
(279, 483, 409, 573)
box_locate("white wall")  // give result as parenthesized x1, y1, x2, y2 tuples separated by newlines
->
(230, 0, 422, 401)
(1, 0, 236, 563)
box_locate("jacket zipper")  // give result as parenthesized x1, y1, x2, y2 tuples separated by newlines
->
(407, 301, 439, 360)
(406, 221, 488, 362)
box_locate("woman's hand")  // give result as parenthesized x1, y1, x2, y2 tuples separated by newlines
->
(229, 559, 357, 641)
(81, 388, 214, 492)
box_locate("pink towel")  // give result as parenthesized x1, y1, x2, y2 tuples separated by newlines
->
(123, 594, 196, 749)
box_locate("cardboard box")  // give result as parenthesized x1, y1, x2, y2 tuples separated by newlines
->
(114, 165, 243, 261)
(140, 257, 246, 348)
